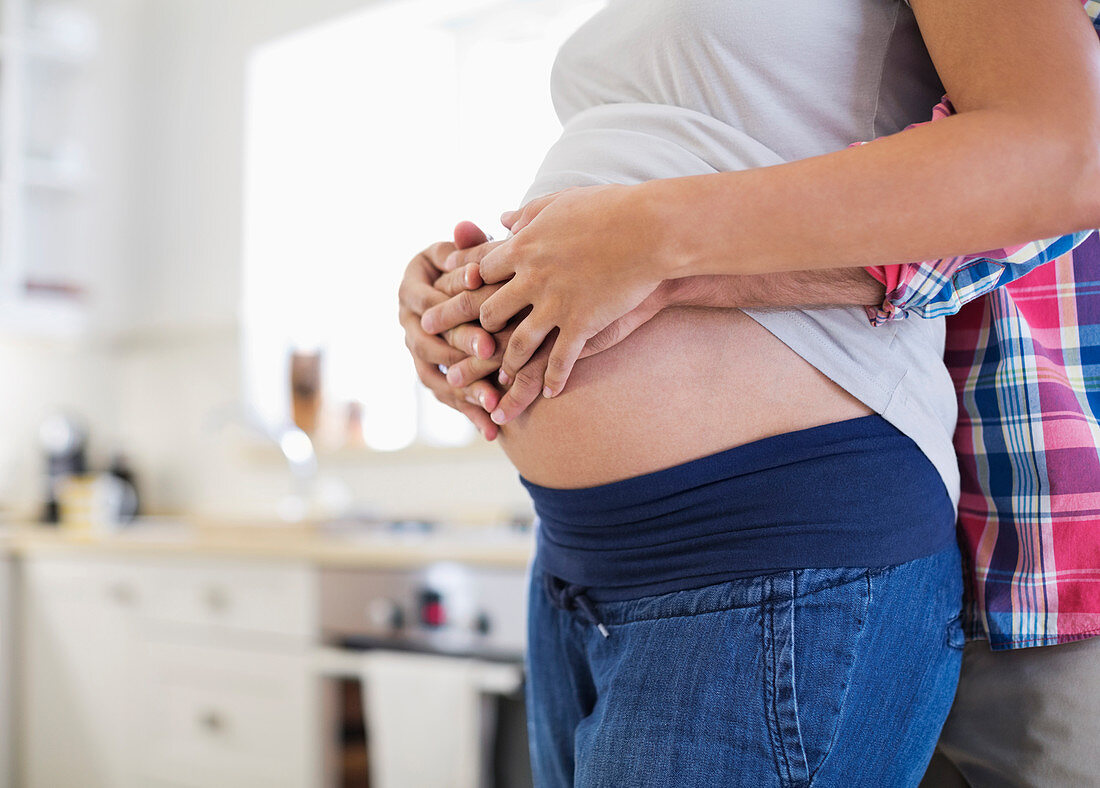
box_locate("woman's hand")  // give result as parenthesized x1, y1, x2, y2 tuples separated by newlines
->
(426, 183, 669, 408)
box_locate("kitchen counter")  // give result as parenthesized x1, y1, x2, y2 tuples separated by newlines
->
(0, 518, 534, 569)
(6, 517, 535, 787)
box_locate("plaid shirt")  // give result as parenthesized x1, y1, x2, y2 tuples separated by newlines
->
(854, 3, 1100, 649)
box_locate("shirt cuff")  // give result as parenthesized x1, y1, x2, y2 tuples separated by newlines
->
(864, 264, 909, 326)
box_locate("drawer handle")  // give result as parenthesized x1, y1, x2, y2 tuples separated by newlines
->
(203, 586, 231, 613)
(198, 709, 227, 734)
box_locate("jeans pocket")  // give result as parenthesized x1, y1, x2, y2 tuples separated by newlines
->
(762, 571, 870, 787)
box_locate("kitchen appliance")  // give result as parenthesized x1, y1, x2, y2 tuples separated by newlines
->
(37, 413, 87, 524)
(55, 472, 137, 532)
(318, 560, 532, 788)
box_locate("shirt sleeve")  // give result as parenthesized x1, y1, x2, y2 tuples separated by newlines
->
(854, 95, 1097, 325)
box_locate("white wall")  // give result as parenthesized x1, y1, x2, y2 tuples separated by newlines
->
(127, 0, 372, 333)
(0, 0, 531, 524)
(112, 0, 530, 522)
(110, 323, 530, 522)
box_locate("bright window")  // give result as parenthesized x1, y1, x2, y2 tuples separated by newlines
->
(242, 0, 603, 451)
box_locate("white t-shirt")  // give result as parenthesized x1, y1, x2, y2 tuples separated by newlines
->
(519, 0, 961, 505)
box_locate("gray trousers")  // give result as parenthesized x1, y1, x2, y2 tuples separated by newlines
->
(919, 636, 1100, 787)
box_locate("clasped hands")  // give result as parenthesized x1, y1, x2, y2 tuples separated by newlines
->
(398, 183, 674, 438)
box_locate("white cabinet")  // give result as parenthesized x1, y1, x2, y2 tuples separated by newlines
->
(134, 641, 316, 788)
(0, 553, 13, 788)
(0, 0, 103, 338)
(19, 555, 321, 788)
(20, 557, 142, 787)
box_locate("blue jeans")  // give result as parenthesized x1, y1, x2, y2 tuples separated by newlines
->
(524, 546, 965, 787)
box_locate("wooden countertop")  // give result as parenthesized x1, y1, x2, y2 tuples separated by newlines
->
(0, 518, 534, 569)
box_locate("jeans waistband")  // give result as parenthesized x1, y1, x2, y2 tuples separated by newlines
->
(524, 415, 955, 601)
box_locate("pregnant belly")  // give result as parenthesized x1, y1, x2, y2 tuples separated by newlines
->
(497, 307, 874, 488)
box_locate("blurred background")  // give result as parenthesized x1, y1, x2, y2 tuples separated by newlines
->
(0, 0, 604, 784)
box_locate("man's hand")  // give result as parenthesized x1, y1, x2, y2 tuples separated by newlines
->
(423, 265, 886, 425)
(427, 262, 505, 389)
(398, 222, 504, 439)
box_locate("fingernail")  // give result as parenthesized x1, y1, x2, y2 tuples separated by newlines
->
(501, 210, 516, 224)
(447, 368, 462, 386)
(543, 386, 553, 398)
(465, 395, 478, 406)
(478, 392, 487, 409)
(444, 251, 459, 269)
(490, 409, 506, 424)
(498, 370, 510, 386)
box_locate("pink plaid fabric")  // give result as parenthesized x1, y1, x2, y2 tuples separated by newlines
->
(855, 2, 1100, 648)
(945, 245, 1100, 648)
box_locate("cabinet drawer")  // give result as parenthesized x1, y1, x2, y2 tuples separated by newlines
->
(136, 641, 318, 787)
(24, 556, 316, 639)
(23, 556, 147, 611)
(144, 561, 316, 640)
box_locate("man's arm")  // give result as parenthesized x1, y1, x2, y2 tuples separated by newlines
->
(662, 270, 885, 312)
(437, 268, 886, 424)
(853, 90, 1097, 325)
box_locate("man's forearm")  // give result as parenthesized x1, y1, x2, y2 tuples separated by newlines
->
(662, 269, 886, 312)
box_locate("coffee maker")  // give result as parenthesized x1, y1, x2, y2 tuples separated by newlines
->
(38, 414, 87, 524)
